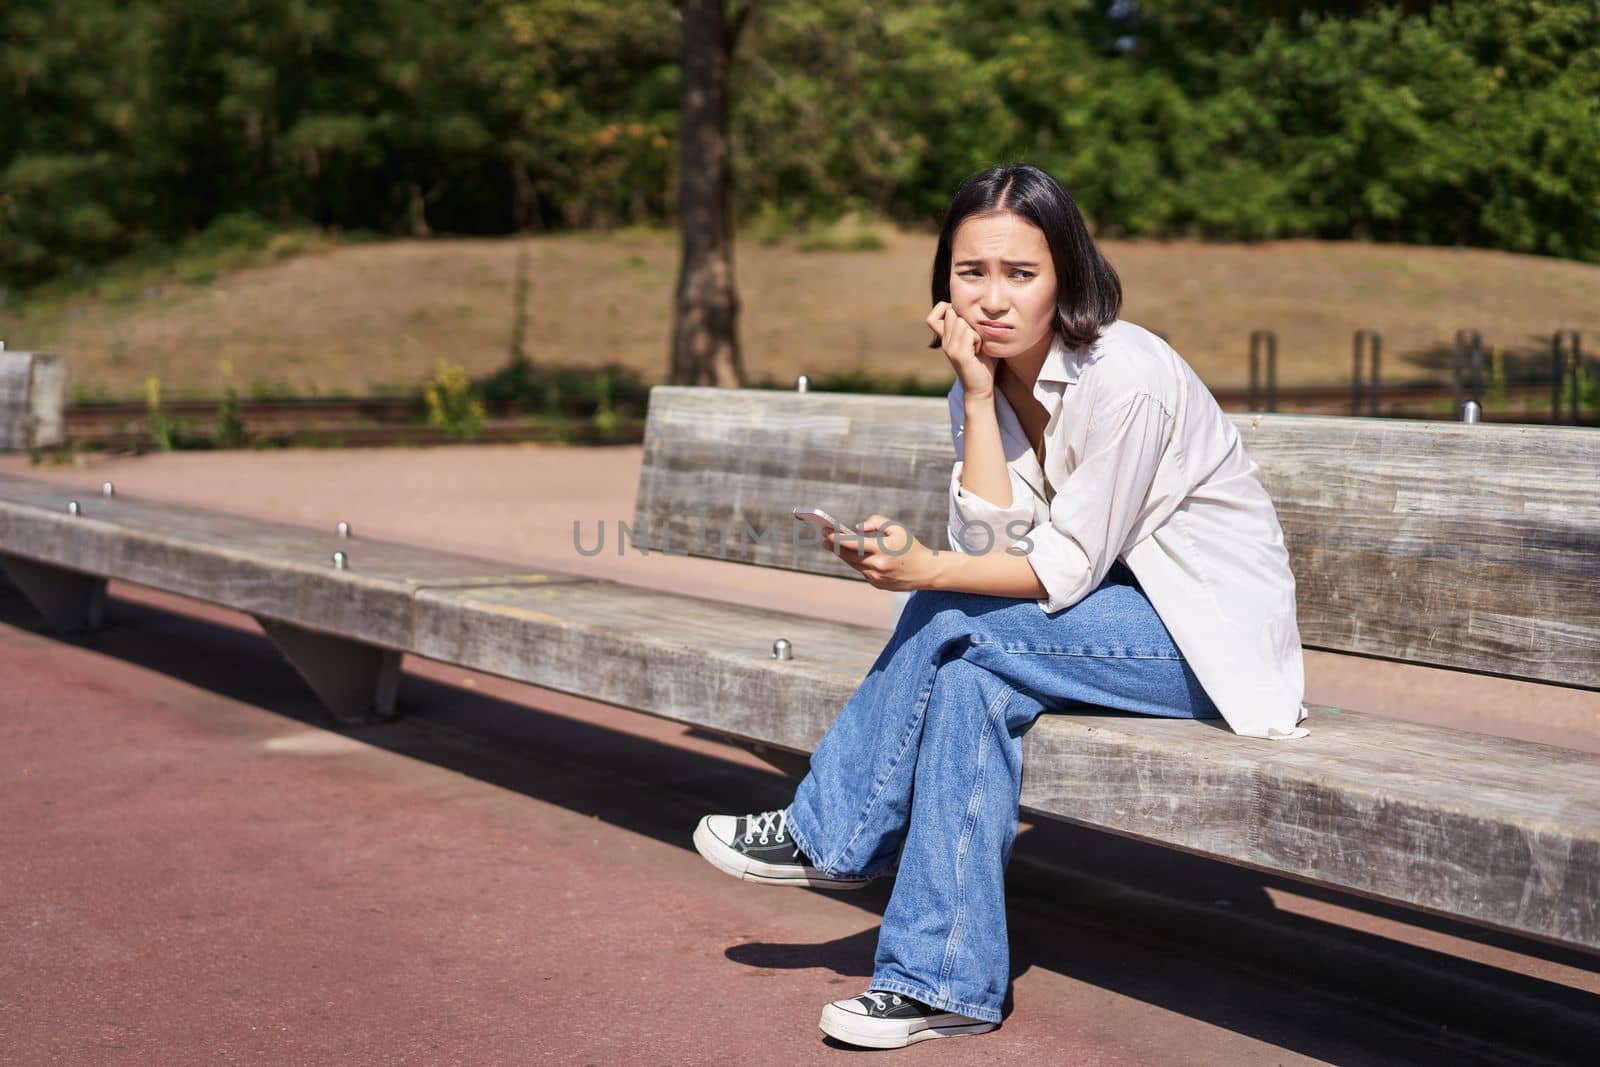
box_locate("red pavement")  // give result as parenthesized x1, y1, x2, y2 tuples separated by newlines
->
(2, 445, 1597, 1064)
(0, 586, 1322, 1065)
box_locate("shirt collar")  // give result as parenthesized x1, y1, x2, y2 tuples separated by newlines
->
(1034, 332, 1089, 386)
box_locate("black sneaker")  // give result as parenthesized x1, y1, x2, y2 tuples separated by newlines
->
(819, 990, 997, 1048)
(692, 808, 870, 890)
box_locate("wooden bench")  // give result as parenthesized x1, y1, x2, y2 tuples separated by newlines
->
(0, 348, 67, 451)
(1, 385, 1597, 958)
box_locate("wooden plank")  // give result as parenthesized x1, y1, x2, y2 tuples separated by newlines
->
(411, 579, 1599, 952)
(0, 473, 594, 648)
(1018, 708, 1600, 953)
(0, 352, 33, 451)
(633, 388, 951, 581)
(411, 580, 880, 750)
(634, 387, 1600, 688)
(1235, 415, 1600, 688)
(26, 353, 67, 448)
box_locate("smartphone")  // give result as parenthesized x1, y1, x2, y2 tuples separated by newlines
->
(792, 507, 860, 539)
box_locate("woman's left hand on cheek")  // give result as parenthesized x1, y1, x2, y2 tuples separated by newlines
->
(825, 514, 941, 591)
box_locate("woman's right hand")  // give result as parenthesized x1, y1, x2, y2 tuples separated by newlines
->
(926, 301, 997, 400)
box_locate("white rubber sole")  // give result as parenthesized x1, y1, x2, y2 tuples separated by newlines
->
(692, 816, 871, 890)
(818, 1001, 997, 1049)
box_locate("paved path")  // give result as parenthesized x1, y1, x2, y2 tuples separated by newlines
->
(2, 445, 1597, 1064)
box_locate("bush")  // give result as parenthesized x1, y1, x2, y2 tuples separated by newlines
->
(423, 358, 487, 438)
(144, 375, 175, 452)
(478, 359, 649, 416)
(751, 367, 952, 397)
(214, 357, 247, 448)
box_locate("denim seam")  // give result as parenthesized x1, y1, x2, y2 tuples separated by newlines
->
(937, 678, 1012, 1000)
(823, 648, 944, 876)
(867, 978, 1002, 1025)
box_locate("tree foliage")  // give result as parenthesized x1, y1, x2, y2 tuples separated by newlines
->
(2, 0, 1597, 287)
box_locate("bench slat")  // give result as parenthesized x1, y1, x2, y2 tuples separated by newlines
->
(0, 475, 591, 649)
(392, 578, 1600, 952)
(635, 387, 1600, 689)
(1237, 416, 1598, 687)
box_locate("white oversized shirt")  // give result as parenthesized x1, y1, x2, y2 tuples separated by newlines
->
(946, 319, 1310, 741)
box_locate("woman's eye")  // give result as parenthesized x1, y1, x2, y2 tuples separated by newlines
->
(958, 268, 1032, 279)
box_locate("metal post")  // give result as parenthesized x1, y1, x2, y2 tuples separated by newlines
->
(795, 375, 809, 394)
(1453, 329, 1483, 410)
(1552, 330, 1581, 426)
(1248, 340, 1258, 414)
(1460, 400, 1481, 423)
(1473, 340, 1485, 408)
(1249, 330, 1278, 413)
(1352, 329, 1381, 416)
(1571, 331, 1583, 426)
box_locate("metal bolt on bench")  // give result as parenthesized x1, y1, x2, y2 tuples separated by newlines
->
(66, 500, 80, 516)
(772, 637, 792, 660)
(331, 550, 348, 571)
(101, 481, 115, 498)
(336, 521, 351, 538)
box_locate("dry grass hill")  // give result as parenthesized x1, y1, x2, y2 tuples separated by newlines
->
(4, 228, 1598, 401)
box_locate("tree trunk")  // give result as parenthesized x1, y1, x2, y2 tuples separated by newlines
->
(670, 0, 749, 387)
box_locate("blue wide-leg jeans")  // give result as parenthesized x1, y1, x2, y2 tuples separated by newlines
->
(782, 561, 1220, 1024)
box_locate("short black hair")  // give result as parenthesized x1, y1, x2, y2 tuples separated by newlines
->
(929, 163, 1122, 350)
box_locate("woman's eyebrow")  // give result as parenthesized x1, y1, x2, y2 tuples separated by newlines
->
(953, 258, 1041, 268)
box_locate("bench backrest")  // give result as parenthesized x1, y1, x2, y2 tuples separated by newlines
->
(633, 386, 1600, 690)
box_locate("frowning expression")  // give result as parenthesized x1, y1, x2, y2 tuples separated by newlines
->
(948, 210, 1058, 361)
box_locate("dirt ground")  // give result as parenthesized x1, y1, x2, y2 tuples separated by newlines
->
(7, 230, 1599, 401)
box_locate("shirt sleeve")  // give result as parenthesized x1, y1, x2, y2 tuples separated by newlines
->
(1023, 392, 1173, 613)
(946, 389, 1036, 555)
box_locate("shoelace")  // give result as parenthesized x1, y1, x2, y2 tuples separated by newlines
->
(742, 808, 789, 846)
(862, 992, 903, 1013)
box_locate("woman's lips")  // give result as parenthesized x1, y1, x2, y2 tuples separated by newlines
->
(977, 321, 1013, 337)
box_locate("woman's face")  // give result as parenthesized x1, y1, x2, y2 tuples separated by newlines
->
(948, 210, 1059, 362)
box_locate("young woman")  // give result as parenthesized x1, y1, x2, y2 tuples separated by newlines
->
(692, 162, 1310, 1049)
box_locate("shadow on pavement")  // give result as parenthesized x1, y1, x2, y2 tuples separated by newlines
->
(6, 585, 1598, 1064)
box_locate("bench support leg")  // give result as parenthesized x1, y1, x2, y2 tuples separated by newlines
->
(254, 616, 401, 725)
(0, 553, 106, 633)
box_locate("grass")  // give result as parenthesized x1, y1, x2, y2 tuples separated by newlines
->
(14, 214, 331, 317)
(3, 221, 1600, 403)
